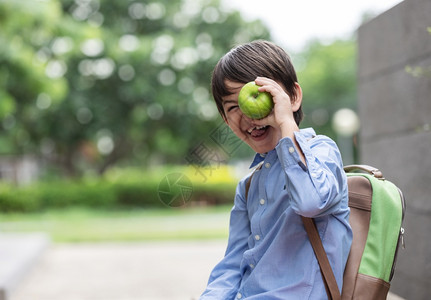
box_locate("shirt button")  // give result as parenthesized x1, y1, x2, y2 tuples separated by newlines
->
(265, 162, 271, 168)
(255, 234, 261, 241)
(289, 147, 295, 153)
(260, 199, 265, 205)
(237, 292, 242, 299)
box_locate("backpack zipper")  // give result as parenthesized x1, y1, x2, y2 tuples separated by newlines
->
(389, 187, 406, 281)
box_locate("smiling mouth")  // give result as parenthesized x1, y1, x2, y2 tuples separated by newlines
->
(247, 125, 269, 138)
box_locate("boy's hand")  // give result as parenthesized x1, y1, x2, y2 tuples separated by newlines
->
(252, 77, 306, 165)
(252, 77, 300, 140)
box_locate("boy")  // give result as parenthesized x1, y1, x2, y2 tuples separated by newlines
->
(200, 40, 352, 299)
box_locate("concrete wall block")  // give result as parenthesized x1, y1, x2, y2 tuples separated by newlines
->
(390, 210, 431, 298)
(358, 56, 431, 139)
(358, 0, 431, 79)
(360, 131, 431, 213)
(392, 263, 430, 299)
(358, 0, 431, 298)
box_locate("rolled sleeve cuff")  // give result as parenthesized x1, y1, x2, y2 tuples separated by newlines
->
(275, 136, 304, 169)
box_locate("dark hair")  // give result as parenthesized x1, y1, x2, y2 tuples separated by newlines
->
(211, 40, 303, 125)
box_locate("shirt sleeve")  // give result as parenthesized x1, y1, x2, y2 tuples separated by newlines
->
(200, 180, 251, 299)
(275, 132, 347, 218)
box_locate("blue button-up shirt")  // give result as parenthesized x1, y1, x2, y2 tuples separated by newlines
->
(200, 128, 352, 299)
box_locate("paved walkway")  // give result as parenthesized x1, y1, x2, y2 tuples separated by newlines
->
(9, 241, 405, 300)
(9, 241, 225, 300)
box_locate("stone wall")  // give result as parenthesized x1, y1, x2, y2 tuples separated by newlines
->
(357, 0, 431, 298)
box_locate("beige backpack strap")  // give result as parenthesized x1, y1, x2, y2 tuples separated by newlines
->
(302, 216, 341, 300)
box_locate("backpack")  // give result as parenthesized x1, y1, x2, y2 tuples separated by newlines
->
(246, 164, 406, 299)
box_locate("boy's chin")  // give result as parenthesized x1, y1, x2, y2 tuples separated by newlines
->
(247, 129, 279, 154)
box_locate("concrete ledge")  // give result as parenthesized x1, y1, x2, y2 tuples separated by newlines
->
(0, 233, 50, 300)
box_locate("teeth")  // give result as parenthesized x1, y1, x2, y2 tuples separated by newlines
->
(247, 125, 267, 133)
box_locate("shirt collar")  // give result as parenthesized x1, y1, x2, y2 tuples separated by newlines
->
(249, 147, 278, 168)
(249, 152, 267, 168)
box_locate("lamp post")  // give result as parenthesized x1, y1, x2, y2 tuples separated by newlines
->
(332, 108, 360, 165)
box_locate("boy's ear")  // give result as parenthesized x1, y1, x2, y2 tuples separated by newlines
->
(291, 82, 303, 112)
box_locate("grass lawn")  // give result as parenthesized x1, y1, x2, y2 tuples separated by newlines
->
(0, 205, 232, 243)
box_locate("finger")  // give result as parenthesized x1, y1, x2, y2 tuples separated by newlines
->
(255, 76, 276, 85)
(255, 78, 284, 95)
(257, 83, 281, 98)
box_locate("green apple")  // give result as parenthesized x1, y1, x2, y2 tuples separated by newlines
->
(238, 82, 274, 119)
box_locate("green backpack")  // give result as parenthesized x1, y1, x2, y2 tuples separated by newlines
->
(303, 165, 406, 299)
(245, 164, 406, 299)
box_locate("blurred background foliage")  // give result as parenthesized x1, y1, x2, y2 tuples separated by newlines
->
(0, 0, 357, 212)
(296, 39, 357, 136)
(0, 0, 274, 178)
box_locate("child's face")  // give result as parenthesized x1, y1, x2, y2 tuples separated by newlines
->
(221, 80, 282, 154)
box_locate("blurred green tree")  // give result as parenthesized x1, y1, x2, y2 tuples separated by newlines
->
(294, 39, 357, 138)
(0, 0, 69, 155)
(0, 0, 270, 176)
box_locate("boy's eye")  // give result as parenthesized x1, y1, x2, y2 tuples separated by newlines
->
(227, 105, 238, 112)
